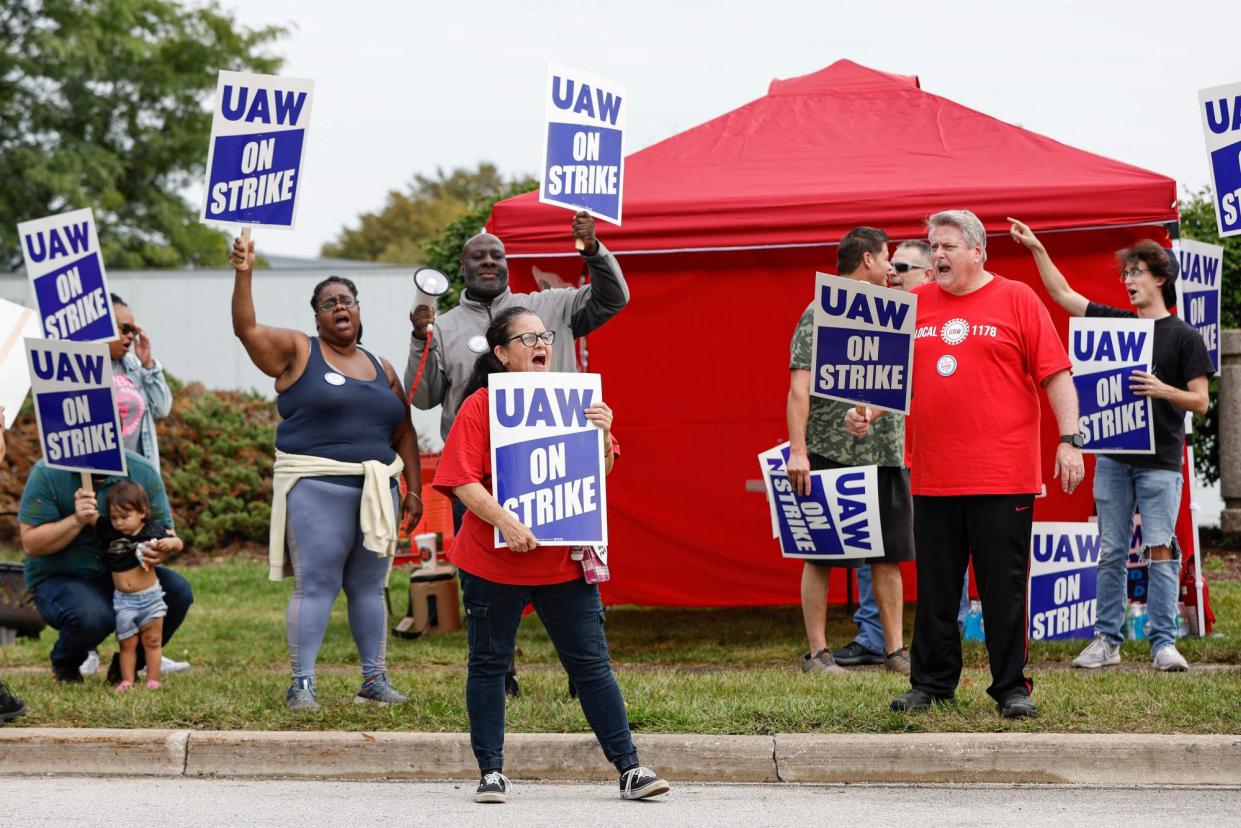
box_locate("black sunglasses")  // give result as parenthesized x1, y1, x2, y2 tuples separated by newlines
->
(892, 262, 926, 274)
(119, 323, 136, 335)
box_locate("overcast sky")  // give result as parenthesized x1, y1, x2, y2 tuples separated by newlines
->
(213, 0, 1240, 259)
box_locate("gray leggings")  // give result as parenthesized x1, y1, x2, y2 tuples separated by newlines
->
(286, 477, 397, 680)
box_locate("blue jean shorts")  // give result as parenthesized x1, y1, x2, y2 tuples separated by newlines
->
(114, 584, 168, 641)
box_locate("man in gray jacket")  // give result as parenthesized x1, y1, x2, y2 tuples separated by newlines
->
(406, 211, 630, 442)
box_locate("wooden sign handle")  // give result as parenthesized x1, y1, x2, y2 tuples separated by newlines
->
(241, 226, 251, 246)
(80, 472, 93, 493)
(574, 237, 585, 251)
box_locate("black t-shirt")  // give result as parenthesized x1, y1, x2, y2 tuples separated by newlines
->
(96, 518, 168, 573)
(1085, 303, 1212, 470)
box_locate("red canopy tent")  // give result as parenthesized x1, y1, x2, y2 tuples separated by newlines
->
(488, 59, 1185, 607)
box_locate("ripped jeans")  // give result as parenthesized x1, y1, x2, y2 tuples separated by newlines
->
(1093, 456, 1183, 652)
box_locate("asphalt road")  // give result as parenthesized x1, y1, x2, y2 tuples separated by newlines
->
(4, 777, 1240, 826)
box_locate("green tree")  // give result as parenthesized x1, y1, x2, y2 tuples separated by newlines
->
(0, 0, 286, 270)
(420, 176, 538, 309)
(321, 163, 525, 265)
(1179, 187, 1241, 485)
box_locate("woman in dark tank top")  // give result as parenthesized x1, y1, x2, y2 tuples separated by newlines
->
(230, 234, 423, 711)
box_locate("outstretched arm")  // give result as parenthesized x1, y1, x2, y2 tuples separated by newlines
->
(568, 212, 631, 337)
(1008, 218, 1089, 317)
(230, 235, 303, 380)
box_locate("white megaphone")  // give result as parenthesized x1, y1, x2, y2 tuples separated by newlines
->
(412, 266, 450, 310)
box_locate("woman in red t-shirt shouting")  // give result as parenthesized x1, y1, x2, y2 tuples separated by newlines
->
(433, 306, 669, 805)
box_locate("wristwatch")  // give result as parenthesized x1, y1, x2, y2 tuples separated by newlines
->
(1059, 433, 1085, 449)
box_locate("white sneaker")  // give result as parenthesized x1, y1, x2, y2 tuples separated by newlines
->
(1152, 645, 1189, 672)
(139, 656, 192, 676)
(79, 650, 101, 676)
(1072, 635, 1121, 669)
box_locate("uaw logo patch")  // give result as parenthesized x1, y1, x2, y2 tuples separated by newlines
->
(941, 318, 969, 346)
(936, 355, 958, 377)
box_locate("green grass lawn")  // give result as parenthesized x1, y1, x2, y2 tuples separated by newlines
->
(1, 556, 1239, 734)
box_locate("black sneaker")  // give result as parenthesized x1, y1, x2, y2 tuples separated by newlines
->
(0, 681, 26, 723)
(998, 690, 1038, 720)
(832, 640, 886, 666)
(619, 766, 670, 800)
(889, 688, 953, 712)
(474, 770, 511, 804)
(52, 662, 84, 684)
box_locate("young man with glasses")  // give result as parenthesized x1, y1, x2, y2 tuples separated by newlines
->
(1009, 218, 1210, 672)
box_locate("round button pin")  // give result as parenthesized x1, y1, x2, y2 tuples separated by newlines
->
(324, 372, 346, 386)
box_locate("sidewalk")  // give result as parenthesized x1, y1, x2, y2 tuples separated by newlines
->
(2, 729, 1239, 786)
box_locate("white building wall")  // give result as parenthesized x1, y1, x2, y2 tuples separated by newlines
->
(0, 268, 446, 451)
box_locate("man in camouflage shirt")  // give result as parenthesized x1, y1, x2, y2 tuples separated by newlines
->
(786, 227, 916, 675)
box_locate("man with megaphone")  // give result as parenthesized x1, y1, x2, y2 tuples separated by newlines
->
(406, 210, 630, 530)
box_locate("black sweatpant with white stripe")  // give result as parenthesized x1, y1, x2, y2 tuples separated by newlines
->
(910, 493, 1036, 703)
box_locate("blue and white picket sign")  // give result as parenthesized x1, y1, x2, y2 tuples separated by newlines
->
(24, 338, 126, 476)
(1199, 81, 1241, 238)
(17, 209, 117, 342)
(200, 71, 315, 228)
(756, 442, 884, 561)
(1028, 522, 1101, 641)
(1069, 317, 1155, 454)
(0, 299, 42, 429)
(539, 63, 626, 225)
(810, 273, 916, 413)
(1177, 239, 1223, 374)
(489, 372, 606, 547)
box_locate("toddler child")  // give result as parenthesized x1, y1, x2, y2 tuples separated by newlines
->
(96, 481, 178, 692)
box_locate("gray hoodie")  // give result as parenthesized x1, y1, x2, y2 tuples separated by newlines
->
(405, 242, 629, 440)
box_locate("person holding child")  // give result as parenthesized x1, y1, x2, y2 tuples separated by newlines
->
(17, 450, 193, 685)
(95, 481, 173, 691)
(433, 306, 669, 804)
(230, 234, 424, 712)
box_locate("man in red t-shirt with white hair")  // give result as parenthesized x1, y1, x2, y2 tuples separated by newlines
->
(847, 209, 1085, 720)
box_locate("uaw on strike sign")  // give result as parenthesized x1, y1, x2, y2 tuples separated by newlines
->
(18, 209, 117, 342)
(201, 71, 314, 227)
(1199, 82, 1241, 238)
(489, 373, 607, 547)
(811, 275, 916, 413)
(1028, 522, 1101, 641)
(1069, 317, 1155, 453)
(757, 442, 884, 562)
(25, 338, 126, 475)
(1178, 239, 1223, 374)
(540, 64, 626, 224)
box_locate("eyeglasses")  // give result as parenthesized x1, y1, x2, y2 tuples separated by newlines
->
(507, 331, 556, 347)
(1120, 267, 1149, 280)
(118, 323, 136, 335)
(316, 296, 358, 312)
(892, 262, 926, 274)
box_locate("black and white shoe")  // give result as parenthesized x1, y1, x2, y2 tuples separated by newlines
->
(619, 766, 670, 800)
(474, 770, 511, 804)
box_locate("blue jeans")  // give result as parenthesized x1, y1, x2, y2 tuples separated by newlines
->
(1094, 456, 1183, 652)
(853, 565, 970, 653)
(32, 568, 194, 672)
(459, 569, 638, 774)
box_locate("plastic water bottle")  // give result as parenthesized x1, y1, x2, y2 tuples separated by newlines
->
(963, 600, 985, 641)
(1126, 601, 1149, 641)
(1175, 602, 1187, 639)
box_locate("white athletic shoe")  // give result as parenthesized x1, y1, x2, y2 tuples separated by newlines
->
(1072, 635, 1121, 669)
(1152, 645, 1189, 672)
(79, 650, 101, 676)
(139, 656, 192, 676)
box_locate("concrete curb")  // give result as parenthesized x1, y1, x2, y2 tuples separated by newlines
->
(2, 729, 1239, 785)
